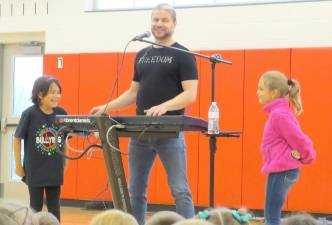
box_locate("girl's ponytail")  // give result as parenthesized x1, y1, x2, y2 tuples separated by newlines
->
(288, 79, 303, 115)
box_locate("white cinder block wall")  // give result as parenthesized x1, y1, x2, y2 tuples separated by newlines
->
(0, 0, 332, 53)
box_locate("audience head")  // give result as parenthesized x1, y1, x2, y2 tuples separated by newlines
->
(0, 199, 38, 225)
(196, 207, 251, 225)
(35, 211, 60, 225)
(174, 219, 214, 225)
(145, 211, 185, 225)
(89, 209, 138, 225)
(282, 213, 319, 225)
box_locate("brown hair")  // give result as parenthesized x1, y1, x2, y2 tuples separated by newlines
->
(31, 76, 62, 105)
(152, 3, 177, 22)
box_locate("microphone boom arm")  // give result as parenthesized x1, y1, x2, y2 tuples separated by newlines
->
(135, 38, 232, 65)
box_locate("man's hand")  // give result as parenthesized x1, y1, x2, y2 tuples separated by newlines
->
(144, 104, 168, 116)
(291, 150, 301, 160)
(89, 105, 106, 115)
(15, 166, 25, 177)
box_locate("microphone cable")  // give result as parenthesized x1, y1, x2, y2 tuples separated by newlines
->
(100, 39, 153, 115)
(57, 143, 103, 160)
(101, 40, 132, 115)
(55, 125, 103, 160)
(92, 37, 154, 156)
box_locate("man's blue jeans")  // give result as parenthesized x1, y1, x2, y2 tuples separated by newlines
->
(128, 133, 194, 225)
(265, 168, 300, 225)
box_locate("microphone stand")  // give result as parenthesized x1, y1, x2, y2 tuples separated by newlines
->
(135, 38, 240, 207)
(134, 38, 232, 65)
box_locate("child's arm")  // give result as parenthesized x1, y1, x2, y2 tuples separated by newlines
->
(273, 114, 316, 164)
(63, 146, 69, 171)
(13, 137, 25, 177)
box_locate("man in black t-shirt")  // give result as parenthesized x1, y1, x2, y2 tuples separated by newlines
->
(90, 3, 198, 225)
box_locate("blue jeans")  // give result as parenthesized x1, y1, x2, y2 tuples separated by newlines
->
(265, 168, 300, 225)
(128, 133, 194, 225)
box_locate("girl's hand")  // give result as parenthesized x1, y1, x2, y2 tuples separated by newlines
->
(64, 159, 69, 171)
(15, 166, 25, 177)
(291, 150, 301, 160)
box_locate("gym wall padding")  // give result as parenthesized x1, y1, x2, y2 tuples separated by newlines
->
(43, 47, 332, 213)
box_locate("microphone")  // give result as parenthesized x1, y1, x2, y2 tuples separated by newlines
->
(212, 54, 222, 60)
(132, 31, 151, 41)
(210, 54, 224, 63)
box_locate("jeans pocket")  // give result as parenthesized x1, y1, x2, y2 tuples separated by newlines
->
(284, 169, 300, 185)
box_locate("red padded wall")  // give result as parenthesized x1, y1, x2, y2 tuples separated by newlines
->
(76, 53, 118, 200)
(43, 48, 332, 214)
(288, 48, 332, 213)
(242, 49, 291, 210)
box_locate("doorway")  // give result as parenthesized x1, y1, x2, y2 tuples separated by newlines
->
(0, 42, 43, 201)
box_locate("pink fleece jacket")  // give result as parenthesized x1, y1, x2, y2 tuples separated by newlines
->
(261, 98, 316, 174)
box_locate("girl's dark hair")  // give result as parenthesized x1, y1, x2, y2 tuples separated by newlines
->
(31, 76, 62, 105)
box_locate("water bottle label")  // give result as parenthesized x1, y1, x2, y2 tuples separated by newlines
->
(208, 112, 219, 118)
(208, 119, 219, 134)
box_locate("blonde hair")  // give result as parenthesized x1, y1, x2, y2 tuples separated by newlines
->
(89, 209, 138, 225)
(174, 219, 214, 225)
(196, 208, 248, 225)
(0, 199, 38, 225)
(209, 208, 238, 225)
(261, 70, 303, 115)
(35, 211, 60, 225)
(146, 211, 185, 225)
(282, 213, 318, 225)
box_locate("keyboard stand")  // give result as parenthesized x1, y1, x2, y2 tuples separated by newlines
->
(55, 115, 208, 213)
(96, 117, 132, 213)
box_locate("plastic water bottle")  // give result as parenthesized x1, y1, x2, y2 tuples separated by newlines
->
(208, 101, 219, 134)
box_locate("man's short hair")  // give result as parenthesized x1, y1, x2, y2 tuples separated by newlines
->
(152, 3, 176, 22)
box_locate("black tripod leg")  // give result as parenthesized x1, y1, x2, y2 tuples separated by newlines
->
(209, 136, 217, 207)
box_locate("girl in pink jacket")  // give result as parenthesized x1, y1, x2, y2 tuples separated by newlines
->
(257, 71, 316, 225)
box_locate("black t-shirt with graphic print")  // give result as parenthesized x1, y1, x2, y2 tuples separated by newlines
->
(133, 42, 198, 115)
(14, 105, 67, 187)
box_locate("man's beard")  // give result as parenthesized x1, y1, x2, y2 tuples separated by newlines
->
(152, 30, 173, 41)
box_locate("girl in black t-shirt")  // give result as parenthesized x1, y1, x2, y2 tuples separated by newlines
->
(14, 76, 67, 222)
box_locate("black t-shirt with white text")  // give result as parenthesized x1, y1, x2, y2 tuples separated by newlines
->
(133, 42, 198, 115)
(15, 105, 67, 187)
